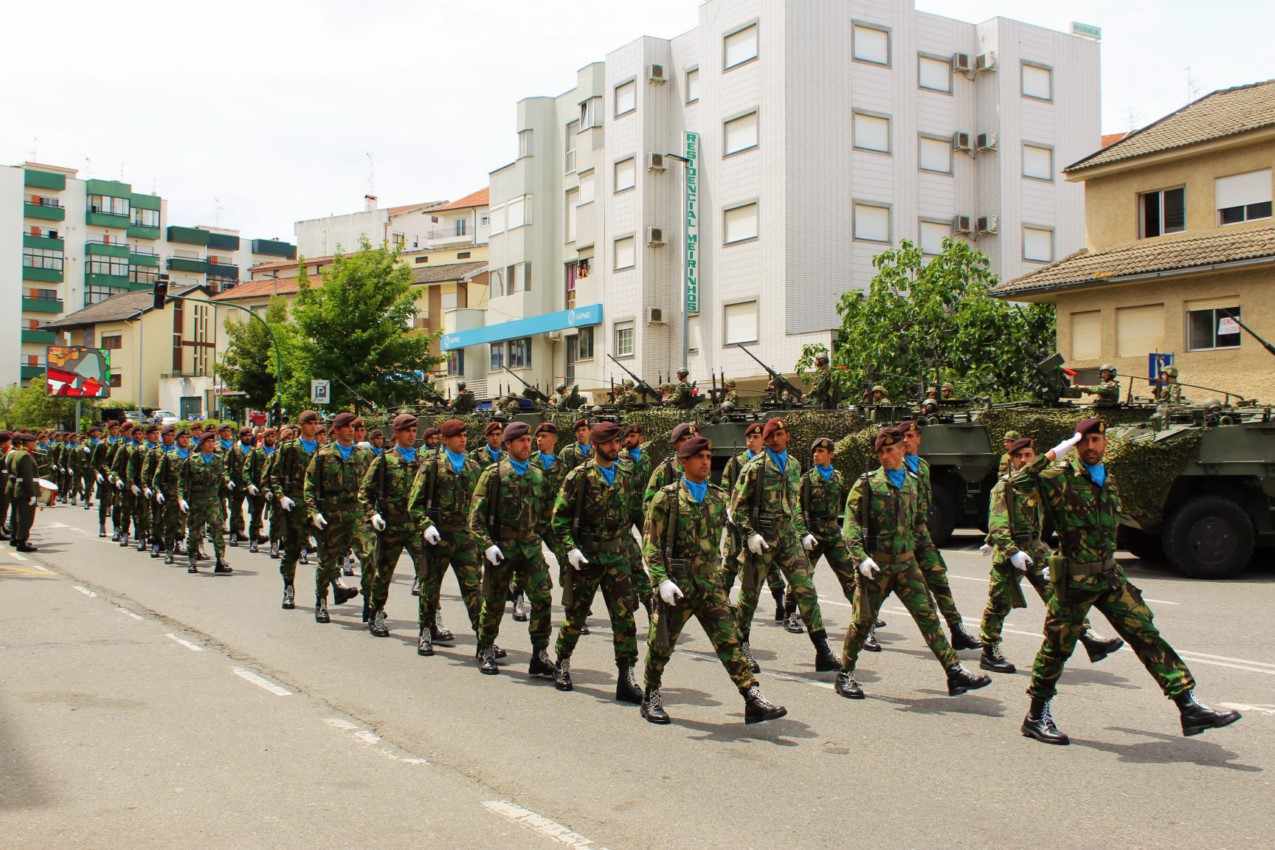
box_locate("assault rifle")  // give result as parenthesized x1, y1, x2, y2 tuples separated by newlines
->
(1219, 308, 1275, 358)
(734, 344, 804, 404)
(503, 366, 551, 406)
(606, 354, 661, 404)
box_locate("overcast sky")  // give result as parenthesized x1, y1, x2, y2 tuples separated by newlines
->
(3, 0, 1271, 241)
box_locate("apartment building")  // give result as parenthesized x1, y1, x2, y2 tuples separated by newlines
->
(442, 0, 1099, 397)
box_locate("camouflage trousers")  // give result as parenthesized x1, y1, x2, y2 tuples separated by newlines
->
(114, 488, 135, 537)
(624, 533, 653, 610)
(720, 526, 786, 598)
(979, 561, 1091, 646)
(185, 498, 226, 560)
(478, 539, 552, 651)
(98, 481, 113, 528)
(370, 522, 423, 612)
(842, 558, 957, 671)
(247, 494, 267, 541)
(643, 573, 754, 691)
(79, 471, 94, 504)
(133, 493, 152, 541)
(155, 496, 185, 551)
(733, 533, 824, 641)
(810, 534, 858, 604)
(278, 504, 308, 584)
(228, 489, 247, 537)
(314, 508, 361, 600)
(268, 500, 284, 545)
(555, 548, 638, 666)
(917, 547, 964, 629)
(1028, 569, 1195, 701)
(350, 519, 378, 599)
(420, 528, 482, 631)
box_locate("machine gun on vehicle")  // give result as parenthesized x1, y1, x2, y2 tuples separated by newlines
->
(1220, 308, 1275, 358)
(606, 354, 662, 404)
(734, 344, 805, 409)
(503, 366, 551, 408)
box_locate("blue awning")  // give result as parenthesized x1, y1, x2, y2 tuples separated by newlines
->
(441, 303, 603, 351)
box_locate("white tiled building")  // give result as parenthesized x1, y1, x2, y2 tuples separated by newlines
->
(442, 0, 1101, 397)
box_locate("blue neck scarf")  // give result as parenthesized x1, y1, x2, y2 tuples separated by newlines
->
(176, 447, 190, 460)
(90, 438, 99, 447)
(147, 440, 159, 449)
(508, 457, 529, 477)
(577, 443, 592, 458)
(682, 477, 707, 503)
(597, 461, 616, 486)
(334, 441, 354, 462)
(745, 449, 757, 460)
(220, 438, 233, 451)
(372, 446, 383, 456)
(263, 446, 275, 456)
(486, 445, 502, 462)
(163, 443, 175, 453)
(200, 450, 215, 463)
(444, 448, 467, 473)
(539, 451, 556, 469)
(397, 446, 417, 463)
(109, 436, 119, 444)
(1084, 462, 1107, 488)
(766, 448, 788, 475)
(299, 438, 318, 455)
(628, 448, 642, 463)
(816, 464, 835, 482)
(885, 468, 906, 489)
(903, 454, 921, 474)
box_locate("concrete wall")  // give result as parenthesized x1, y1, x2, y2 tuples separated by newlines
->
(0, 167, 23, 388)
(294, 209, 387, 257)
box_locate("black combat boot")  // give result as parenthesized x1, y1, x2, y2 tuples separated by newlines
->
(410, 576, 421, 596)
(863, 626, 882, 652)
(528, 648, 555, 679)
(1080, 630, 1125, 663)
(742, 684, 787, 724)
(1175, 690, 1242, 737)
(187, 554, 199, 573)
(554, 656, 573, 691)
(478, 645, 499, 674)
(512, 591, 529, 622)
(314, 596, 330, 624)
(369, 609, 389, 637)
(332, 582, 359, 605)
(950, 621, 983, 651)
(417, 626, 433, 656)
(772, 588, 786, 622)
(811, 630, 841, 672)
(164, 548, 175, 565)
(980, 642, 1016, 673)
(281, 583, 295, 610)
(362, 599, 371, 623)
(118, 532, 129, 547)
(1021, 697, 1069, 745)
(835, 669, 865, 699)
(641, 687, 670, 724)
(616, 666, 643, 704)
(213, 558, 233, 574)
(947, 663, 992, 696)
(742, 641, 760, 674)
(137, 537, 147, 552)
(431, 610, 454, 643)
(16, 540, 38, 553)
(151, 542, 163, 559)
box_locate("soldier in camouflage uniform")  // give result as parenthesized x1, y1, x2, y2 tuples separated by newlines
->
(1156, 365, 1187, 404)
(530, 422, 570, 606)
(109, 422, 136, 544)
(303, 411, 365, 624)
(670, 368, 696, 409)
(71, 432, 90, 507)
(642, 422, 699, 510)
(345, 416, 378, 594)
(88, 424, 111, 516)
(225, 427, 253, 546)
(470, 420, 505, 470)
(6, 433, 39, 552)
(549, 421, 645, 703)
(719, 378, 739, 409)
(129, 426, 160, 552)
(614, 380, 638, 408)
(719, 422, 788, 621)
(0, 432, 11, 540)
(1017, 419, 1241, 745)
(835, 427, 990, 700)
(617, 423, 653, 612)
(899, 421, 983, 650)
(997, 430, 1021, 477)
(450, 382, 477, 415)
(469, 421, 555, 678)
(730, 418, 841, 674)
(177, 432, 232, 574)
(556, 418, 593, 476)
(639, 435, 787, 725)
(148, 427, 180, 560)
(805, 354, 836, 409)
(244, 428, 276, 553)
(1072, 365, 1120, 404)
(263, 427, 292, 559)
(361, 413, 425, 639)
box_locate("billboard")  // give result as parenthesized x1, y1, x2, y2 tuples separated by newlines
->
(45, 346, 111, 398)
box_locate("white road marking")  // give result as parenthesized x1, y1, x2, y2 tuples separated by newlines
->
(944, 573, 1178, 604)
(482, 800, 602, 849)
(1220, 703, 1275, 716)
(232, 667, 292, 696)
(11, 551, 28, 561)
(165, 633, 203, 652)
(1171, 650, 1275, 670)
(324, 718, 427, 765)
(72, 585, 96, 597)
(116, 608, 144, 621)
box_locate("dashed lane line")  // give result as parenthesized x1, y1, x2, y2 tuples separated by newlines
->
(323, 718, 428, 765)
(232, 667, 292, 696)
(481, 800, 603, 849)
(72, 585, 97, 597)
(116, 607, 144, 621)
(165, 633, 204, 652)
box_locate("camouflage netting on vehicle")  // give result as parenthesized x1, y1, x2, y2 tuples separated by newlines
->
(976, 407, 1149, 454)
(1104, 428, 1206, 528)
(831, 428, 879, 481)
(763, 410, 867, 471)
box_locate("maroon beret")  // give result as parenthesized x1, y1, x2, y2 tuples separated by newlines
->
(677, 435, 712, 459)
(368, 429, 384, 439)
(502, 421, 530, 443)
(422, 427, 440, 440)
(761, 418, 787, 440)
(297, 410, 320, 425)
(439, 419, 467, 438)
(218, 422, 234, 433)
(874, 427, 903, 452)
(1076, 418, 1106, 436)
(161, 425, 175, 435)
(623, 423, 643, 437)
(331, 412, 357, 429)
(811, 437, 835, 453)
(1007, 437, 1035, 455)
(0, 431, 10, 442)
(898, 420, 919, 434)
(239, 427, 253, 438)
(670, 422, 700, 444)
(744, 422, 763, 437)
(484, 420, 504, 436)
(197, 431, 217, 445)
(391, 413, 418, 432)
(12, 432, 36, 444)
(572, 417, 590, 431)
(534, 421, 558, 436)
(590, 422, 622, 444)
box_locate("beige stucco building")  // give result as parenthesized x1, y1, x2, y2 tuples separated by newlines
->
(993, 80, 1275, 403)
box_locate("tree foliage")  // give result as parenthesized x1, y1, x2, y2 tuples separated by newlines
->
(808, 238, 1055, 403)
(0, 380, 97, 430)
(218, 296, 291, 411)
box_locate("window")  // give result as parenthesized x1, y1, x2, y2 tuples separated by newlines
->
(919, 220, 950, 255)
(578, 171, 595, 205)
(614, 157, 636, 192)
(1116, 304, 1165, 357)
(918, 54, 951, 92)
(565, 262, 579, 310)
(565, 121, 578, 172)
(1140, 188, 1185, 238)
(1023, 144, 1054, 181)
(505, 262, 532, 293)
(614, 236, 636, 270)
(490, 204, 506, 235)
(132, 208, 159, 228)
(1022, 63, 1052, 101)
(565, 189, 578, 242)
(1023, 226, 1054, 262)
(109, 373, 122, 388)
(447, 350, 464, 377)
(489, 342, 505, 371)
(615, 80, 636, 117)
(391, 232, 405, 247)
(919, 136, 951, 173)
(87, 194, 130, 217)
(853, 24, 889, 65)
(22, 247, 64, 270)
(88, 256, 129, 277)
(1216, 169, 1272, 225)
(579, 96, 603, 130)
(724, 24, 758, 69)
(86, 285, 114, 305)
(416, 256, 429, 264)
(576, 326, 594, 359)
(724, 202, 759, 244)
(518, 129, 534, 158)
(1070, 311, 1101, 360)
(454, 218, 468, 237)
(507, 337, 532, 369)
(854, 203, 890, 242)
(854, 112, 890, 153)
(615, 322, 634, 357)
(100, 335, 123, 350)
(440, 289, 458, 311)
(507, 195, 530, 229)
(686, 68, 700, 103)
(131, 266, 159, 285)
(1187, 302, 1242, 351)
(724, 111, 759, 155)
(30, 287, 59, 301)
(489, 267, 505, 298)
(724, 300, 759, 344)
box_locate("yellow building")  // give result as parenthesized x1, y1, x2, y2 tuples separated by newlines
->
(993, 80, 1275, 403)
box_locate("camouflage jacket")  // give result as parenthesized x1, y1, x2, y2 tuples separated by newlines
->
(178, 451, 229, 503)
(91, 440, 112, 477)
(1013, 454, 1121, 564)
(110, 440, 134, 481)
(1156, 383, 1185, 404)
(226, 442, 252, 485)
(550, 460, 643, 551)
(671, 382, 695, 409)
(807, 367, 834, 407)
(986, 475, 1052, 565)
(997, 452, 1012, 477)
(557, 442, 593, 476)
(470, 444, 504, 470)
(1075, 379, 1119, 403)
(360, 445, 424, 525)
(408, 449, 481, 532)
(131, 441, 159, 487)
(530, 451, 567, 506)
(246, 446, 274, 489)
(721, 449, 755, 497)
(643, 455, 681, 508)
(268, 439, 317, 503)
(731, 451, 809, 540)
(842, 467, 934, 564)
(303, 443, 366, 516)
(617, 448, 653, 517)
(468, 458, 548, 548)
(642, 480, 729, 583)
(450, 391, 477, 414)
(151, 448, 186, 495)
(799, 466, 847, 541)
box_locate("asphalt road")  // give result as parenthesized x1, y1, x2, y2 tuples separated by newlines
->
(3, 503, 1272, 849)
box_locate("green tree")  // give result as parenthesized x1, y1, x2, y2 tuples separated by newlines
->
(286, 239, 443, 412)
(812, 238, 1055, 403)
(218, 296, 291, 412)
(0, 380, 96, 430)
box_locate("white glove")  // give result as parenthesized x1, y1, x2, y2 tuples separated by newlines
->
(156, 491, 166, 504)
(658, 579, 684, 606)
(179, 499, 190, 514)
(248, 484, 259, 496)
(802, 533, 817, 551)
(371, 513, 386, 531)
(747, 533, 769, 555)
(143, 488, 152, 499)
(130, 484, 140, 496)
(29, 496, 38, 506)
(1042, 566, 1051, 583)
(1010, 550, 1033, 571)
(567, 548, 589, 569)
(311, 513, 328, 530)
(96, 473, 104, 484)
(280, 496, 295, 511)
(1049, 432, 1084, 459)
(423, 525, 441, 545)
(227, 481, 236, 490)
(979, 543, 993, 557)
(858, 556, 880, 579)
(485, 544, 504, 565)
(115, 479, 125, 490)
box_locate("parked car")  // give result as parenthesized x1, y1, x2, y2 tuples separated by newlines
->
(153, 410, 181, 426)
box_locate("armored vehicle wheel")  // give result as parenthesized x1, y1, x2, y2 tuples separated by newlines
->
(1164, 495, 1253, 579)
(1118, 526, 1164, 564)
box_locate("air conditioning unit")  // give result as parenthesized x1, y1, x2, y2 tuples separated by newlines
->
(976, 132, 998, 151)
(647, 227, 665, 246)
(952, 215, 973, 234)
(647, 307, 665, 325)
(951, 52, 972, 73)
(647, 152, 666, 172)
(951, 131, 972, 152)
(977, 215, 999, 234)
(975, 51, 997, 72)
(649, 64, 667, 84)
(546, 330, 563, 341)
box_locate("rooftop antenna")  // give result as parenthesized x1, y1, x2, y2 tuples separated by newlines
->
(214, 197, 224, 226)
(84, 157, 91, 177)
(1182, 66, 1202, 104)
(118, 162, 125, 180)
(1125, 106, 1139, 133)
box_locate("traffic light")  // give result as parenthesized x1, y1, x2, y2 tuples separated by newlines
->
(153, 273, 170, 310)
(270, 401, 282, 427)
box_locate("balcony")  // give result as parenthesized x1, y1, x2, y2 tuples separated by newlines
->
(207, 232, 240, 251)
(22, 265, 63, 283)
(85, 206, 130, 229)
(128, 222, 161, 240)
(25, 169, 66, 191)
(20, 365, 46, 382)
(22, 297, 63, 314)
(24, 200, 65, 222)
(207, 261, 239, 280)
(130, 251, 160, 267)
(22, 329, 56, 345)
(85, 272, 131, 289)
(168, 226, 210, 246)
(251, 238, 296, 259)
(168, 256, 209, 274)
(85, 240, 131, 258)
(23, 233, 63, 251)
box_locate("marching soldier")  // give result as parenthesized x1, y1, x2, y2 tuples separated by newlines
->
(129, 425, 160, 552)
(730, 418, 841, 674)
(471, 420, 505, 469)
(556, 418, 593, 475)
(1017, 419, 1240, 744)
(422, 426, 440, 452)
(1072, 365, 1120, 404)
(643, 422, 699, 510)
(617, 423, 654, 611)
(177, 432, 232, 575)
(226, 427, 254, 546)
(469, 422, 555, 678)
(303, 412, 366, 623)
(835, 427, 991, 700)
(245, 428, 276, 553)
(719, 422, 789, 622)
(640, 435, 787, 725)
(0, 431, 11, 540)
(150, 427, 187, 564)
(550, 421, 645, 703)
(346, 416, 378, 591)
(978, 436, 1123, 673)
(367, 428, 385, 456)
(530, 422, 570, 609)
(361, 413, 425, 638)
(110, 421, 136, 545)
(89, 424, 111, 518)
(6, 433, 39, 552)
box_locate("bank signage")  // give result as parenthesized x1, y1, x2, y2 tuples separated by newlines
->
(441, 303, 604, 351)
